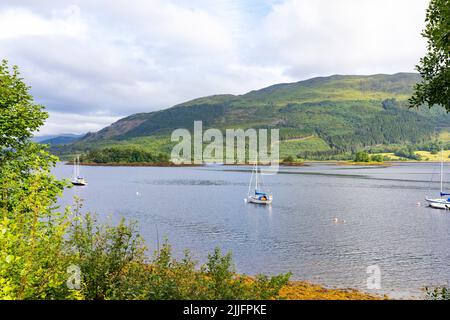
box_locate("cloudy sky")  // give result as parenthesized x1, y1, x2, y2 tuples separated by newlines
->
(0, 0, 429, 136)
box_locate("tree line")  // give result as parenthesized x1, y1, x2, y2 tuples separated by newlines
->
(80, 146, 170, 164)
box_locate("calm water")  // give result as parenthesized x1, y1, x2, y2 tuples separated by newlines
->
(54, 162, 450, 298)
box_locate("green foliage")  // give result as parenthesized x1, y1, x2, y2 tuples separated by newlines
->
(280, 136, 331, 159)
(426, 287, 450, 300)
(0, 59, 47, 155)
(142, 244, 290, 300)
(410, 0, 450, 110)
(65, 218, 291, 301)
(370, 154, 384, 162)
(354, 151, 370, 162)
(394, 147, 422, 160)
(0, 59, 71, 299)
(81, 146, 170, 163)
(67, 200, 147, 300)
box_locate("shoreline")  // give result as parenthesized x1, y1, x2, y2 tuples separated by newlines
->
(66, 161, 202, 167)
(280, 281, 386, 300)
(64, 160, 444, 168)
(65, 161, 310, 167)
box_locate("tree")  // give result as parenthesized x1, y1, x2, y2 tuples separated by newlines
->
(354, 151, 370, 162)
(0, 59, 71, 299)
(410, 0, 450, 110)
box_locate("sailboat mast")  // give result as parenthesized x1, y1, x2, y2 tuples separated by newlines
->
(441, 147, 444, 193)
(73, 157, 76, 179)
(76, 155, 81, 177)
(255, 157, 258, 191)
(247, 163, 254, 197)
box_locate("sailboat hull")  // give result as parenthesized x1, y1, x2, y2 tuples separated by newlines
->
(248, 196, 272, 205)
(425, 197, 450, 209)
(71, 180, 87, 186)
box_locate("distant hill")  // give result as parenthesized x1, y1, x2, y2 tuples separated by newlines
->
(55, 73, 450, 160)
(38, 133, 84, 146)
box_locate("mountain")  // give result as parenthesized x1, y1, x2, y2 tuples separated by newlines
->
(56, 73, 450, 160)
(32, 135, 59, 143)
(38, 133, 84, 146)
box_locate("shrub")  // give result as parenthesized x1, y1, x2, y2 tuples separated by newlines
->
(426, 287, 450, 300)
(64, 201, 291, 300)
(67, 200, 148, 300)
(354, 151, 370, 162)
(370, 154, 384, 162)
(143, 245, 290, 300)
(394, 147, 422, 160)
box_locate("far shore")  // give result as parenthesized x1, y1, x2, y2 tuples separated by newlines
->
(64, 159, 446, 167)
(66, 161, 202, 167)
(336, 161, 391, 166)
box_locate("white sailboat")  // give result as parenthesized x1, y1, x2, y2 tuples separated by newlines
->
(425, 148, 450, 209)
(71, 155, 87, 186)
(247, 159, 272, 205)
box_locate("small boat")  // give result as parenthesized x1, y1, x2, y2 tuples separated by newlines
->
(247, 158, 272, 205)
(425, 148, 450, 209)
(71, 155, 87, 186)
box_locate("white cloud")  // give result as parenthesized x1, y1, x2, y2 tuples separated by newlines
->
(0, 5, 86, 39)
(37, 111, 121, 136)
(0, 0, 429, 135)
(260, 0, 428, 78)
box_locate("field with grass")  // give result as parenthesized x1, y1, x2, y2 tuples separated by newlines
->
(416, 150, 450, 161)
(280, 136, 331, 158)
(367, 150, 450, 162)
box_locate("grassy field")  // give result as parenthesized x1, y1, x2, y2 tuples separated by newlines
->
(373, 150, 450, 162)
(280, 136, 331, 158)
(416, 150, 450, 161)
(438, 130, 450, 142)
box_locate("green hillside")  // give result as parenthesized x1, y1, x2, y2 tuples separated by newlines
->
(55, 73, 450, 161)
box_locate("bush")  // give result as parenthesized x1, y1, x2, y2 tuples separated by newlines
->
(283, 155, 294, 163)
(66, 216, 291, 300)
(370, 154, 384, 162)
(67, 200, 147, 300)
(426, 287, 450, 300)
(394, 147, 422, 160)
(354, 151, 370, 162)
(63, 200, 291, 300)
(142, 245, 290, 300)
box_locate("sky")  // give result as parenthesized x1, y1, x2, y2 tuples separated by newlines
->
(0, 0, 429, 136)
